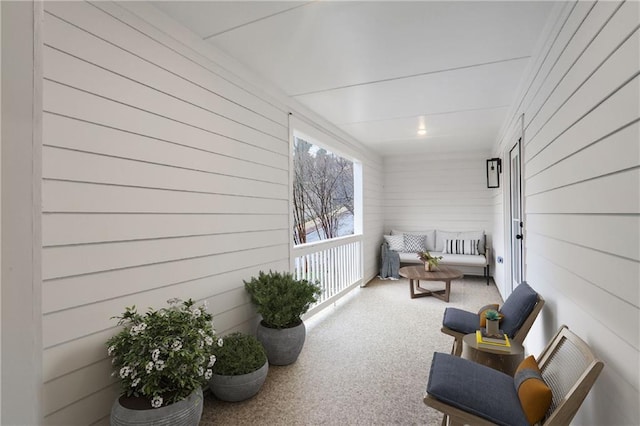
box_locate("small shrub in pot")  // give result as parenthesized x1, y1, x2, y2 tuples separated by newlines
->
(212, 332, 267, 376)
(244, 270, 322, 329)
(209, 332, 268, 402)
(244, 270, 322, 365)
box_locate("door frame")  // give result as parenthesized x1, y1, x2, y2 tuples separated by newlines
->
(501, 114, 525, 298)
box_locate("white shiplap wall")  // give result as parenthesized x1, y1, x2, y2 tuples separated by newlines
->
(116, 1, 384, 285)
(42, 2, 289, 423)
(493, 1, 639, 424)
(363, 161, 385, 281)
(40, 2, 383, 424)
(382, 150, 494, 251)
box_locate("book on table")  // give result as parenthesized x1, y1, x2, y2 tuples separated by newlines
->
(480, 328, 507, 344)
(475, 330, 511, 352)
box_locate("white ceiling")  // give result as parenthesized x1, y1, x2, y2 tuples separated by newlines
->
(152, 1, 556, 155)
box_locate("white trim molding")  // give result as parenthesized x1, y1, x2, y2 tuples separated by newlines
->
(1, 1, 43, 424)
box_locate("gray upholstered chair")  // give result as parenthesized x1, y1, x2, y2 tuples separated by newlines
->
(441, 281, 544, 356)
(424, 325, 604, 426)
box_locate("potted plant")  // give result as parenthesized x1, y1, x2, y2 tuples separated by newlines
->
(484, 309, 502, 336)
(208, 332, 268, 402)
(417, 251, 443, 271)
(244, 270, 322, 365)
(106, 298, 223, 426)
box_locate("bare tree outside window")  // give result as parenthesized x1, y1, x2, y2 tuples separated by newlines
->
(293, 137, 354, 244)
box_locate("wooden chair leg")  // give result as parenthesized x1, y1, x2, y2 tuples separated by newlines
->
(440, 414, 464, 426)
(452, 337, 463, 357)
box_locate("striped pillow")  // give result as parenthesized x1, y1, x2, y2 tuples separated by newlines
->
(443, 239, 479, 255)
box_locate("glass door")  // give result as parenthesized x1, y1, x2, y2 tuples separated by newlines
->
(509, 139, 524, 291)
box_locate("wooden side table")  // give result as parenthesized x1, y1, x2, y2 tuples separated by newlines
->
(462, 333, 524, 376)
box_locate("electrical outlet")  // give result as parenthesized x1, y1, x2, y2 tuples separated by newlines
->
(497, 256, 503, 264)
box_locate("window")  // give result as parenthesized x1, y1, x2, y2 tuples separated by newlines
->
(292, 133, 360, 245)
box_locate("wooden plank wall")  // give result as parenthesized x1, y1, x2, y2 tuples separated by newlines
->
(40, 2, 383, 423)
(494, 1, 639, 423)
(41, 2, 282, 424)
(382, 150, 493, 243)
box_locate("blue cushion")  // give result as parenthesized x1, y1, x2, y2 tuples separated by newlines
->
(500, 282, 539, 337)
(442, 307, 479, 334)
(427, 352, 529, 426)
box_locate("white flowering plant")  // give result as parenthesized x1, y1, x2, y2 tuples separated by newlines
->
(106, 298, 223, 408)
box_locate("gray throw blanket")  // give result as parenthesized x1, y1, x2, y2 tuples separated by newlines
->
(379, 242, 400, 279)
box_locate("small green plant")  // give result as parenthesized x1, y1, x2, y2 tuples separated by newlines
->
(212, 332, 267, 376)
(417, 251, 443, 269)
(106, 298, 222, 408)
(485, 309, 501, 321)
(244, 270, 322, 329)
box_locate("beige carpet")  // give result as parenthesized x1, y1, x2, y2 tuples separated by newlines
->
(200, 275, 502, 425)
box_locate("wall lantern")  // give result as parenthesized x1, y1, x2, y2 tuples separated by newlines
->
(486, 158, 502, 188)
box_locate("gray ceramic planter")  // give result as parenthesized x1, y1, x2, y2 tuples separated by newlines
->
(110, 387, 203, 426)
(256, 321, 306, 366)
(209, 361, 269, 402)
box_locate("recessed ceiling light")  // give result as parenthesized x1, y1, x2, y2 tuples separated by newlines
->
(417, 129, 427, 136)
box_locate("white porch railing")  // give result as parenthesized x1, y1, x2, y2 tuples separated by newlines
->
(293, 234, 363, 317)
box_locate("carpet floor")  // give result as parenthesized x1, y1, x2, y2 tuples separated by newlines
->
(200, 275, 502, 425)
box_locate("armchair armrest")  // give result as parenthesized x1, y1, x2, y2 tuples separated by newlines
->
(477, 304, 499, 316)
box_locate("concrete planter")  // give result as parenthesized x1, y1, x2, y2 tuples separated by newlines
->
(256, 321, 306, 366)
(110, 387, 203, 426)
(209, 361, 269, 402)
(486, 319, 500, 336)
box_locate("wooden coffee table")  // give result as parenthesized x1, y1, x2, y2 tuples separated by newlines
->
(398, 265, 463, 302)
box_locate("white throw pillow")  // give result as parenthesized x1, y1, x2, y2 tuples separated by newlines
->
(384, 234, 405, 252)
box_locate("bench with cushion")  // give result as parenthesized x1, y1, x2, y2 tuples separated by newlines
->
(380, 229, 490, 284)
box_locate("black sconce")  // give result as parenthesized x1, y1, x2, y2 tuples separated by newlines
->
(486, 158, 502, 188)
